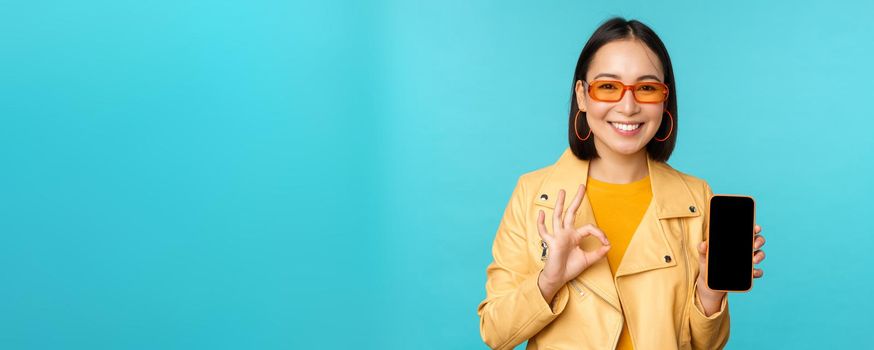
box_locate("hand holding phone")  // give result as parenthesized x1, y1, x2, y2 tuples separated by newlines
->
(705, 195, 757, 292)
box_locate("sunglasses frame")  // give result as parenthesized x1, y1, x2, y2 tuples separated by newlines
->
(585, 80, 670, 104)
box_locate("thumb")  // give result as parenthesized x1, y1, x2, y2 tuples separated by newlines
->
(584, 245, 611, 265)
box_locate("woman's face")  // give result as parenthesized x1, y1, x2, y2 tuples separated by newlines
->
(575, 39, 666, 157)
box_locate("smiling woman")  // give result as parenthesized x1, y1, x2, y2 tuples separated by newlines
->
(568, 20, 679, 164)
(477, 17, 767, 350)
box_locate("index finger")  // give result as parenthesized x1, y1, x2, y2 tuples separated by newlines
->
(577, 224, 610, 246)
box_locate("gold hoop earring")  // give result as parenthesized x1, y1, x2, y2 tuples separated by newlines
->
(654, 110, 674, 142)
(574, 110, 592, 142)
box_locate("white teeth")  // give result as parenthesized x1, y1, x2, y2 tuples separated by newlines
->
(610, 122, 641, 131)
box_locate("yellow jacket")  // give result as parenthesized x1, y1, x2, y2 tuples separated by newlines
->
(478, 147, 730, 350)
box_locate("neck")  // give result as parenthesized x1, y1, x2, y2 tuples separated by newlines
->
(588, 142, 649, 184)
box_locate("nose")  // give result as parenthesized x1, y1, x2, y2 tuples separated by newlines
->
(616, 86, 641, 116)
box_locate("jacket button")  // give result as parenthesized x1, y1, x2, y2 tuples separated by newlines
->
(540, 194, 548, 201)
(689, 206, 696, 213)
(664, 255, 672, 263)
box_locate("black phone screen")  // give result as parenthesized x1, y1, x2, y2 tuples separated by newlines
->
(706, 195, 755, 291)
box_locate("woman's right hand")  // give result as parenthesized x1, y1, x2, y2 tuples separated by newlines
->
(537, 184, 611, 302)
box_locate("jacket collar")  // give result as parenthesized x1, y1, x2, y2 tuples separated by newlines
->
(533, 147, 701, 312)
(533, 147, 700, 220)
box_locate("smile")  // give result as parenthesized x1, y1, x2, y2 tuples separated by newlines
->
(609, 122, 644, 135)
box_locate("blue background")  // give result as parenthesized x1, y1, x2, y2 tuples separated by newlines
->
(2, 0, 872, 349)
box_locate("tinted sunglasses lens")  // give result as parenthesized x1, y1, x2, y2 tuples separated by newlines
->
(634, 83, 668, 103)
(589, 81, 624, 101)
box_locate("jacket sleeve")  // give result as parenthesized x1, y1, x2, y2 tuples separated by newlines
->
(689, 182, 731, 350)
(477, 176, 572, 350)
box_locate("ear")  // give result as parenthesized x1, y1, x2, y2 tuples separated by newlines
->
(575, 80, 587, 112)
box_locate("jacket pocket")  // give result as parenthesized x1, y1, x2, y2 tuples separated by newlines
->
(568, 279, 591, 302)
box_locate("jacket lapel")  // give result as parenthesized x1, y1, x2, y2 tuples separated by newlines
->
(532, 147, 701, 312)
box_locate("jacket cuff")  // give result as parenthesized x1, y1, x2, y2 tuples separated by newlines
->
(526, 272, 571, 317)
(487, 273, 571, 350)
(690, 291, 729, 349)
(693, 291, 727, 320)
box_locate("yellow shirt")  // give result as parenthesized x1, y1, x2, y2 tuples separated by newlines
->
(586, 174, 653, 350)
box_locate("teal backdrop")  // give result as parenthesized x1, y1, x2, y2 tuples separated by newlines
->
(1, 0, 871, 349)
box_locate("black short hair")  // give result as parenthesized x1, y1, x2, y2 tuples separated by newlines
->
(568, 17, 677, 162)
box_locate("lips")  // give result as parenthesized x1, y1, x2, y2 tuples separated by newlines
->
(609, 122, 643, 132)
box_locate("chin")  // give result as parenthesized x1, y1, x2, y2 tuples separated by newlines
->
(605, 141, 647, 155)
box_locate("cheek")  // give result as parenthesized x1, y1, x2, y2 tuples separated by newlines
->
(584, 106, 663, 129)
(583, 105, 611, 123)
(642, 109, 665, 129)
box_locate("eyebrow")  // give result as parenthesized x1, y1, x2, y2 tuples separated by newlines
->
(591, 73, 662, 82)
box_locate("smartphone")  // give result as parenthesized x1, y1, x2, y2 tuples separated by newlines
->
(705, 194, 756, 292)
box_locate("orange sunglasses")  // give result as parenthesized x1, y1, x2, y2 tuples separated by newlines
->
(585, 80, 669, 103)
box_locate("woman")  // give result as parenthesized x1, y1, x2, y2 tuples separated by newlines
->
(477, 17, 767, 350)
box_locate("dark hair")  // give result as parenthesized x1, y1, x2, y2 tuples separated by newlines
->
(568, 17, 677, 162)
